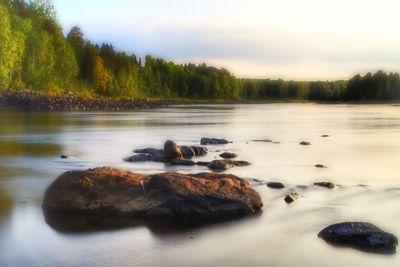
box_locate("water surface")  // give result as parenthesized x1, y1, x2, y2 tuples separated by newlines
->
(1, 104, 400, 267)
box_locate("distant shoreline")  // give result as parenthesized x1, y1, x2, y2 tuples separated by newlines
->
(0, 90, 399, 112)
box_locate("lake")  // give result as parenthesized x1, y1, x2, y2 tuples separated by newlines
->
(0, 103, 400, 267)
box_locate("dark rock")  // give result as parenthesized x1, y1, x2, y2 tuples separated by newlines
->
(267, 182, 285, 189)
(321, 135, 330, 138)
(300, 141, 311, 146)
(60, 155, 69, 159)
(42, 167, 263, 219)
(315, 164, 326, 168)
(164, 140, 183, 159)
(125, 154, 152, 162)
(318, 222, 398, 254)
(314, 182, 335, 189)
(253, 139, 272, 143)
(207, 160, 251, 171)
(196, 161, 210, 166)
(133, 148, 166, 162)
(170, 158, 196, 166)
(219, 152, 238, 159)
(284, 192, 299, 204)
(191, 146, 208, 156)
(180, 146, 196, 159)
(201, 138, 229, 145)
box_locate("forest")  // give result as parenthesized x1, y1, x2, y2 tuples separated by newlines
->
(1, 0, 400, 102)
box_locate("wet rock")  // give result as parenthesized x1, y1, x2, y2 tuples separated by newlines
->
(170, 158, 196, 166)
(133, 148, 166, 162)
(191, 146, 208, 156)
(164, 140, 183, 160)
(219, 152, 238, 159)
(284, 192, 299, 204)
(201, 138, 229, 145)
(42, 167, 263, 219)
(267, 182, 285, 189)
(314, 182, 335, 189)
(300, 141, 311, 146)
(196, 161, 210, 166)
(318, 222, 398, 254)
(253, 139, 273, 143)
(180, 146, 196, 159)
(207, 160, 251, 171)
(315, 164, 326, 168)
(125, 154, 152, 162)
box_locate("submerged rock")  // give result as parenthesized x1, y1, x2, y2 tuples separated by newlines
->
(314, 182, 335, 189)
(253, 139, 272, 143)
(164, 140, 183, 160)
(42, 167, 263, 219)
(207, 160, 251, 171)
(321, 135, 330, 138)
(315, 164, 326, 168)
(300, 141, 311, 146)
(219, 152, 238, 159)
(191, 146, 208, 156)
(284, 192, 299, 204)
(318, 222, 398, 254)
(267, 182, 285, 189)
(170, 158, 196, 166)
(201, 138, 229, 145)
(125, 154, 152, 162)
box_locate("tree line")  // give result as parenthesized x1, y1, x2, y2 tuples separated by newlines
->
(1, 0, 400, 102)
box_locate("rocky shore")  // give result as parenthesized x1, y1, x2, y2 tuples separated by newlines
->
(0, 90, 172, 111)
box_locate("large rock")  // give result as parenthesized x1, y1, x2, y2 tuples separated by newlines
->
(164, 140, 183, 160)
(42, 167, 263, 219)
(201, 138, 229, 145)
(318, 222, 398, 254)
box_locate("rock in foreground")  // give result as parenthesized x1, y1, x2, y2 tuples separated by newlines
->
(43, 167, 263, 219)
(318, 222, 398, 254)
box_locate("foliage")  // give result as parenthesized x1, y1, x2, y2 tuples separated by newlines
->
(1, 0, 400, 102)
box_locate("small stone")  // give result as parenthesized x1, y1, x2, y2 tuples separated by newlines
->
(267, 182, 285, 189)
(219, 152, 238, 159)
(60, 155, 68, 159)
(321, 135, 330, 138)
(315, 164, 326, 168)
(314, 182, 335, 189)
(284, 192, 299, 204)
(191, 146, 208, 156)
(253, 139, 272, 142)
(300, 141, 311, 146)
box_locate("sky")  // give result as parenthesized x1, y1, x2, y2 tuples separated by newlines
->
(53, 0, 400, 80)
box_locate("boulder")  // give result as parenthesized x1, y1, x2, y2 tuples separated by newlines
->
(170, 158, 196, 166)
(42, 167, 263, 219)
(191, 146, 208, 156)
(318, 222, 398, 254)
(219, 152, 238, 159)
(164, 140, 183, 160)
(180, 146, 196, 159)
(207, 160, 251, 171)
(267, 182, 285, 189)
(284, 192, 299, 204)
(125, 154, 152, 162)
(314, 182, 335, 189)
(201, 138, 229, 145)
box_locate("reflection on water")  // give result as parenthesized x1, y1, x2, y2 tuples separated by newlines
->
(0, 104, 400, 266)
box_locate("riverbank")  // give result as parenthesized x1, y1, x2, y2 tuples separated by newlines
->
(0, 90, 174, 111)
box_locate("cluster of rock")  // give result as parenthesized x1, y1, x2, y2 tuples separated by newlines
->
(125, 139, 251, 172)
(0, 89, 170, 111)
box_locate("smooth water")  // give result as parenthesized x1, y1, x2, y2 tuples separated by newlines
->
(1, 104, 400, 267)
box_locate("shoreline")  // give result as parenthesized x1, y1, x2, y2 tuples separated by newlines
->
(1, 90, 400, 112)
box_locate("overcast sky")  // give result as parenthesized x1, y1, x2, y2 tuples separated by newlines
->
(53, 0, 400, 80)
